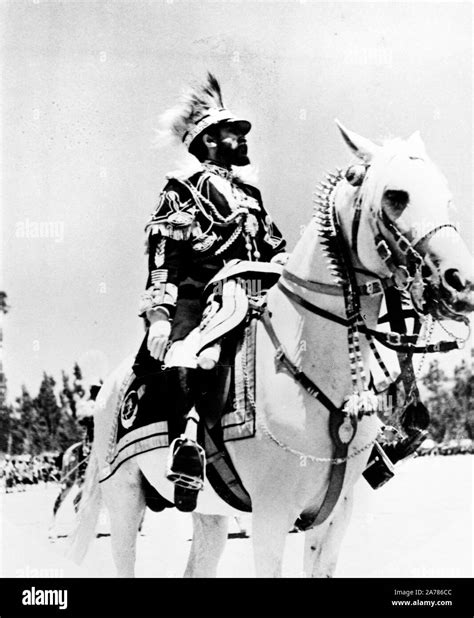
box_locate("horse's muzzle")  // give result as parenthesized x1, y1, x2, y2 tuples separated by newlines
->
(448, 288, 474, 316)
(441, 264, 474, 316)
(438, 284, 474, 320)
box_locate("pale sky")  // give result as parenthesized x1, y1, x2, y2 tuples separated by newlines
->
(1, 0, 472, 400)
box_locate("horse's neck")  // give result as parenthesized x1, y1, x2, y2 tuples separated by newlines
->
(267, 219, 383, 407)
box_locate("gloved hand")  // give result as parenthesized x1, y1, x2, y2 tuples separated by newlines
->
(271, 252, 289, 266)
(147, 317, 171, 361)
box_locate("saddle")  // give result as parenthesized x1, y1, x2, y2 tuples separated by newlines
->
(198, 259, 283, 355)
(100, 261, 282, 513)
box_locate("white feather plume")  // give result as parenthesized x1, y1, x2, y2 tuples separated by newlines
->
(154, 72, 225, 148)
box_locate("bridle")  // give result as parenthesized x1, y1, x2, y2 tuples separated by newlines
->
(282, 163, 465, 353)
(257, 163, 467, 428)
(249, 161, 468, 531)
(351, 161, 459, 299)
(249, 160, 466, 530)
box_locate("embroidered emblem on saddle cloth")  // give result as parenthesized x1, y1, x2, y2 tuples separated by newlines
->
(99, 368, 172, 482)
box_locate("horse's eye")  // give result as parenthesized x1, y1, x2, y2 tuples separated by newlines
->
(383, 189, 409, 212)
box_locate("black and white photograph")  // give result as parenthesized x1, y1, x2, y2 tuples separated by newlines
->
(0, 0, 472, 615)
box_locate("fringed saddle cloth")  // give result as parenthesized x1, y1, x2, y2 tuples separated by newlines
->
(100, 261, 282, 510)
(99, 309, 259, 512)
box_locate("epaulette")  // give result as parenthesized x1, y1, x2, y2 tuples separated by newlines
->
(144, 170, 206, 243)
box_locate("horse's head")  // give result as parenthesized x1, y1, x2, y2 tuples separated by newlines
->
(335, 121, 474, 320)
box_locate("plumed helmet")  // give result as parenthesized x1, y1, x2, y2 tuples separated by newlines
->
(160, 72, 251, 151)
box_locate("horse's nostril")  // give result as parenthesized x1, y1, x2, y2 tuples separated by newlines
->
(421, 264, 432, 278)
(444, 268, 466, 292)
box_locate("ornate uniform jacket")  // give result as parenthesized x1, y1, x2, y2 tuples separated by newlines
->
(139, 162, 286, 343)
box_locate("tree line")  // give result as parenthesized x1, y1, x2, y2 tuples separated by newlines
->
(0, 356, 471, 457)
(421, 356, 473, 443)
(0, 290, 472, 454)
(0, 363, 88, 455)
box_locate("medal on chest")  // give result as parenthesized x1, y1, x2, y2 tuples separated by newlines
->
(244, 213, 259, 237)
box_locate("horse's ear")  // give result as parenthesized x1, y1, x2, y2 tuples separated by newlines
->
(406, 130, 427, 157)
(335, 119, 380, 163)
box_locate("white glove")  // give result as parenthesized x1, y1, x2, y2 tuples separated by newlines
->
(271, 252, 289, 266)
(147, 319, 171, 361)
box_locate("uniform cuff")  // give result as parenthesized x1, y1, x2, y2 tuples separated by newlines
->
(138, 283, 178, 317)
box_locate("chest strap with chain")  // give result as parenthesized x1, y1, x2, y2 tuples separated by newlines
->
(259, 306, 357, 529)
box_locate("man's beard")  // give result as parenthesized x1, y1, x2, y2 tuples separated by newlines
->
(217, 141, 250, 167)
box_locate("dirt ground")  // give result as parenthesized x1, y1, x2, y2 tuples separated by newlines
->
(1, 454, 472, 578)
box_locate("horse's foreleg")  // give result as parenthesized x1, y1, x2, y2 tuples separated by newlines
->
(184, 513, 228, 578)
(102, 462, 146, 578)
(303, 490, 354, 578)
(138, 508, 146, 536)
(252, 499, 296, 578)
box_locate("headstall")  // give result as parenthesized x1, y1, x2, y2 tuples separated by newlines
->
(263, 163, 468, 427)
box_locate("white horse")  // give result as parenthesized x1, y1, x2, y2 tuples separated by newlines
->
(69, 122, 474, 577)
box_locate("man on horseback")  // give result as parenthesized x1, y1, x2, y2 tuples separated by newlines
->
(136, 73, 287, 511)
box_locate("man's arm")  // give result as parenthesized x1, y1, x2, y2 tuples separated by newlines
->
(139, 180, 195, 358)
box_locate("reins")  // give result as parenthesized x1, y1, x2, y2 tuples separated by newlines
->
(255, 163, 465, 437)
(277, 278, 460, 354)
(246, 156, 468, 531)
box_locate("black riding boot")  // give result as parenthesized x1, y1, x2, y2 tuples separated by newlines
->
(166, 367, 205, 512)
(166, 367, 196, 439)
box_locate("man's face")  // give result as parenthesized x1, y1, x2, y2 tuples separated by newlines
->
(215, 124, 250, 166)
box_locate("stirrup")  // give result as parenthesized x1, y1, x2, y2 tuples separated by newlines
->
(167, 471, 204, 491)
(362, 441, 395, 489)
(165, 437, 205, 491)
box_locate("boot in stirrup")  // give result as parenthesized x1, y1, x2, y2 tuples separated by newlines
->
(166, 411, 206, 513)
(165, 367, 206, 512)
(166, 438, 205, 511)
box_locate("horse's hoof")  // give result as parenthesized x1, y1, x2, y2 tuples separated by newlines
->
(174, 486, 199, 512)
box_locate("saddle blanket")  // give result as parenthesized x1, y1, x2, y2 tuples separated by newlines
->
(99, 318, 257, 487)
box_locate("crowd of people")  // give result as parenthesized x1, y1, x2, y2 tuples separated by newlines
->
(0, 384, 98, 493)
(0, 454, 61, 492)
(0, 435, 471, 494)
(417, 437, 473, 457)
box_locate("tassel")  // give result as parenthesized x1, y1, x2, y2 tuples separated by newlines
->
(400, 399, 430, 432)
(343, 393, 360, 417)
(343, 390, 379, 418)
(358, 390, 380, 417)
